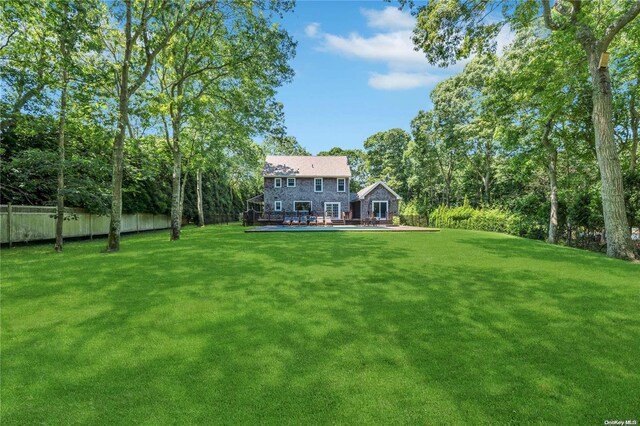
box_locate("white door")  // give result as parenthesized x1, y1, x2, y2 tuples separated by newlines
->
(372, 201, 388, 219)
(324, 202, 341, 218)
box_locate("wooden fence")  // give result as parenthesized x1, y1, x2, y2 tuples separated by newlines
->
(0, 204, 171, 245)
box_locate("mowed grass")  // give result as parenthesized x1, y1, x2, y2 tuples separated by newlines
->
(1, 225, 639, 424)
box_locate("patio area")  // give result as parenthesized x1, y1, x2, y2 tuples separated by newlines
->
(245, 225, 439, 233)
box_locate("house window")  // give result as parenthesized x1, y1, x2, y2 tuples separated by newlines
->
(287, 177, 296, 187)
(274, 200, 282, 211)
(314, 178, 323, 192)
(337, 178, 346, 192)
(294, 201, 311, 212)
(274, 178, 282, 188)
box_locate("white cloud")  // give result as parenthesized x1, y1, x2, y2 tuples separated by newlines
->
(368, 72, 439, 90)
(322, 31, 427, 69)
(310, 6, 462, 91)
(361, 7, 415, 30)
(305, 22, 321, 38)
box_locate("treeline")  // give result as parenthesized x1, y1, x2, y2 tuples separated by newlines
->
(401, 0, 640, 262)
(1, 0, 295, 251)
(289, 2, 639, 260)
(1, 114, 257, 218)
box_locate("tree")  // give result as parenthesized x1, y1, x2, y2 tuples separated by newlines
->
(402, 0, 639, 259)
(0, 1, 54, 133)
(498, 28, 587, 244)
(612, 21, 640, 173)
(363, 128, 411, 198)
(103, 0, 217, 251)
(262, 134, 310, 156)
(1, 0, 106, 251)
(50, 0, 104, 252)
(151, 2, 294, 240)
(410, 110, 460, 207)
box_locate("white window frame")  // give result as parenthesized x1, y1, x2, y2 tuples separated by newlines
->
(372, 200, 389, 220)
(274, 200, 282, 211)
(314, 177, 323, 192)
(287, 177, 296, 187)
(337, 178, 346, 192)
(293, 200, 312, 212)
(274, 177, 282, 188)
(324, 202, 341, 218)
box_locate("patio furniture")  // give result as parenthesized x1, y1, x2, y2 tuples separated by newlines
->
(308, 216, 317, 226)
(362, 217, 370, 226)
(300, 215, 308, 225)
(283, 216, 292, 226)
(292, 216, 300, 226)
(324, 216, 333, 226)
(371, 216, 378, 227)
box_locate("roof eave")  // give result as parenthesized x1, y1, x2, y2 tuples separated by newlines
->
(356, 181, 402, 200)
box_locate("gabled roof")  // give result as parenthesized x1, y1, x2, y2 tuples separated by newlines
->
(263, 155, 351, 177)
(354, 181, 402, 200)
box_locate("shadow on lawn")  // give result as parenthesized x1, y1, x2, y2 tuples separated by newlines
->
(454, 232, 639, 275)
(2, 227, 640, 423)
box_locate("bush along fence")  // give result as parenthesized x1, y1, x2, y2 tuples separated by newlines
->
(429, 203, 546, 240)
(0, 204, 171, 246)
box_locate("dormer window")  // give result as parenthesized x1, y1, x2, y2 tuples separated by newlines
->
(274, 177, 282, 188)
(314, 178, 323, 192)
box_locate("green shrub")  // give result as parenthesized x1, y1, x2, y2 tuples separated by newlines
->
(429, 203, 544, 238)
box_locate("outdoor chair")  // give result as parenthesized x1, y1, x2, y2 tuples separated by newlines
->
(308, 216, 317, 226)
(292, 216, 300, 226)
(371, 216, 378, 227)
(283, 216, 292, 226)
(324, 216, 333, 226)
(300, 215, 308, 225)
(362, 217, 370, 226)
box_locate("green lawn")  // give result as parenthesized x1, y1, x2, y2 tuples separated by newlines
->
(1, 225, 639, 424)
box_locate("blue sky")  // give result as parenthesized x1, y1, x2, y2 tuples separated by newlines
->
(273, 1, 464, 154)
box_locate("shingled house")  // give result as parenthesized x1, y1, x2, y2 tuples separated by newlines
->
(257, 155, 401, 223)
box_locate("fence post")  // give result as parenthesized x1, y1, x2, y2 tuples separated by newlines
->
(7, 203, 12, 248)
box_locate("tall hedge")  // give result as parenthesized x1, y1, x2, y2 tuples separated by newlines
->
(429, 200, 545, 239)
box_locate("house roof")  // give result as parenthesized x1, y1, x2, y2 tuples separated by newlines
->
(263, 155, 351, 177)
(353, 181, 402, 200)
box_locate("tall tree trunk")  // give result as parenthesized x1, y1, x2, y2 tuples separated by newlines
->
(106, 3, 132, 252)
(482, 174, 491, 204)
(483, 141, 492, 204)
(541, 118, 558, 244)
(180, 171, 188, 221)
(588, 51, 635, 260)
(547, 146, 559, 244)
(170, 139, 182, 241)
(55, 65, 68, 252)
(444, 179, 451, 206)
(630, 87, 638, 173)
(197, 168, 205, 227)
